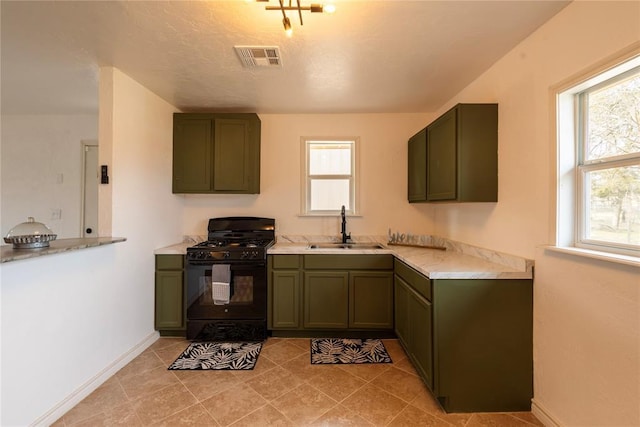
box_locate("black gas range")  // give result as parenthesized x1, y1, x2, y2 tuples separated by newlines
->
(185, 217, 275, 341)
(187, 216, 275, 262)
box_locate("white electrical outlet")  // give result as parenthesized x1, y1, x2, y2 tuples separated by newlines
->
(51, 209, 62, 220)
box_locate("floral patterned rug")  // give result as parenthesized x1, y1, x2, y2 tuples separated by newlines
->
(310, 338, 392, 364)
(168, 341, 262, 370)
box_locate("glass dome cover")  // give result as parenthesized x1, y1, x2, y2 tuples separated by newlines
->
(4, 217, 57, 248)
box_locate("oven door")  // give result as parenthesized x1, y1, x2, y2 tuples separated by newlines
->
(186, 261, 267, 321)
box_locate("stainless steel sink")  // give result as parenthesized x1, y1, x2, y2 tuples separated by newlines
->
(307, 243, 385, 250)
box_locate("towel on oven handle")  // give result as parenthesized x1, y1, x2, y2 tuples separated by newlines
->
(211, 264, 231, 305)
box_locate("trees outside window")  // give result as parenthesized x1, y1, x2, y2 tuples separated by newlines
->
(579, 67, 640, 251)
(557, 55, 640, 258)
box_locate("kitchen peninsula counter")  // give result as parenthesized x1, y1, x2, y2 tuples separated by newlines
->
(1, 237, 126, 263)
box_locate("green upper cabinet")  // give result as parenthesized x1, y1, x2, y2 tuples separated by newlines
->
(409, 103, 498, 203)
(173, 113, 261, 194)
(427, 110, 457, 200)
(407, 127, 427, 202)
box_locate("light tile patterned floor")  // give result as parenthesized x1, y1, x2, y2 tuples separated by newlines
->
(54, 338, 543, 426)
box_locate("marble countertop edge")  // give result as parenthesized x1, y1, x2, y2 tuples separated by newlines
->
(1, 237, 127, 263)
(154, 234, 534, 280)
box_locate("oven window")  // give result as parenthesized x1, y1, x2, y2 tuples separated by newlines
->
(197, 270, 254, 306)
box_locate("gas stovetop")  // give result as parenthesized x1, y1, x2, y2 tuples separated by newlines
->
(186, 217, 275, 263)
(191, 239, 274, 249)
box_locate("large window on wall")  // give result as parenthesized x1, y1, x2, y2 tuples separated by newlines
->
(556, 54, 640, 260)
(301, 138, 359, 215)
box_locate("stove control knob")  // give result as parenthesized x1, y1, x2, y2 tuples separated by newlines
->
(223, 251, 230, 259)
(240, 251, 249, 259)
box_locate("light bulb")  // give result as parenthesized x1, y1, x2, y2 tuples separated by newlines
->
(323, 3, 336, 13)
(283, 17, 293, 37)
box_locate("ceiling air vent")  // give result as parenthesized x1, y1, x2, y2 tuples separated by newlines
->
(234, 46, 282, 68)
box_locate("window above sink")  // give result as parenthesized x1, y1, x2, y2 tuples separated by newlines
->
(301, 138, 360, 216)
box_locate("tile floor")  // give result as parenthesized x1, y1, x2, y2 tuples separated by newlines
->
(54, 338, 543, 426)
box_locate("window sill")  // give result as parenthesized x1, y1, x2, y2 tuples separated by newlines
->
(545, 245, 639, 268)
(297, 213, 363, 218)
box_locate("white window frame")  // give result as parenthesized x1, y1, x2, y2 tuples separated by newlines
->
(300, 137, 359, 216)
(554, 49, 640, 265)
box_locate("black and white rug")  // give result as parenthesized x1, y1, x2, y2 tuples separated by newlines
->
(168, 341, 262, 370)
(310, 338, 392, 364)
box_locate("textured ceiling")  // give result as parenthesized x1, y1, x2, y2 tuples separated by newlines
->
(1, 0, 570, 115)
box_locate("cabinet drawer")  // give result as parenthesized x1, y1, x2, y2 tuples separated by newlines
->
(304, 254, 393, 270)
(394, 259, 431, 301)
(156, 254, 184, 270)
(271, 255, 301, 269)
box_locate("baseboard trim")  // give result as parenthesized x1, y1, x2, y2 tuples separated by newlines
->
(32, 331, 160, 427)
(531, 398, 563, 427)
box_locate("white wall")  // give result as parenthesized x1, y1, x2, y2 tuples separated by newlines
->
(0, 114, 97, 238)
(0, 67, 182, 426)
(108, 67, 183, 249)
(431, 2, 640, 425)
(181, 113, 437, 239)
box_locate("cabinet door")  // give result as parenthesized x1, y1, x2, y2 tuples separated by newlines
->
(213, 118, 258, 193)
(173, 118, 213, 193)
(433, 279, 533, 412)
(427, 108, 457, 201)
(349, 271, 394, 329)
(394, 275, 410, 345)
(155, 270, 184, 329)
(304, 272, 349, 329)
(271, 271, 301, 329)
(409, 289, 433, 390)
(408, 128, 427, 202)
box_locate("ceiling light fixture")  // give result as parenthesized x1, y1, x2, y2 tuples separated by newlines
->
(282, 16, 293, 37)
(258, 0, 335, 35)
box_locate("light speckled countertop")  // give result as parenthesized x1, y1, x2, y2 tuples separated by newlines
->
(1, 237, 127, 263)
(270, 242, 532, 280)
(156, 234, 533, 280)
(154, 242, 194, 255)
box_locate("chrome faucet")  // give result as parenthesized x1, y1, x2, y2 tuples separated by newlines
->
(341, 205, 351, 244)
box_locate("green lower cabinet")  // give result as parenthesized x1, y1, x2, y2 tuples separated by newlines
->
(268, 254, 394, 333)
(394, 266, 433, 390)
(349, 271, 394, 329)
(393, 276, 410, 344)
(154, 255, 185, 335)
(408, 287, 433, 388)
(394, 259, 532, 413)
(304, 271, 349, 329)
(268, 255, 302, 330)
(271, 271, 301, 329)
(432, 279, 533, 413)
